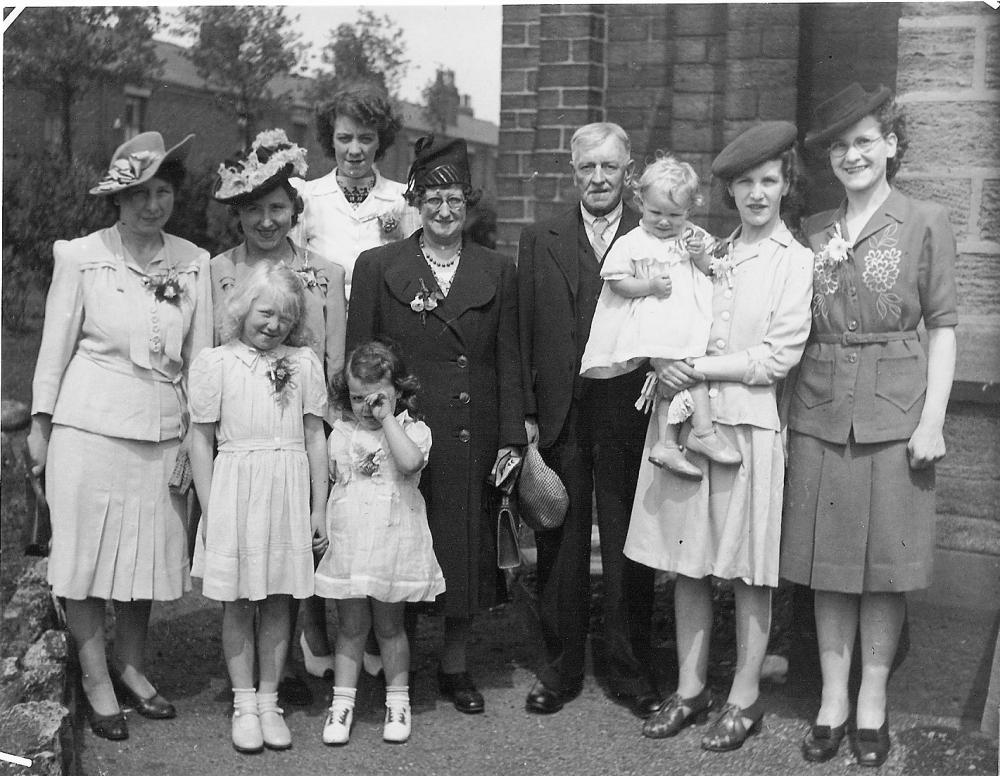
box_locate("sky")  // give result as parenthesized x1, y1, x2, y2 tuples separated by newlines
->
(160, 3, 503, 124)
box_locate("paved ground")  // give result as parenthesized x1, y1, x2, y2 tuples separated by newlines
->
(78, 567, 998, 776)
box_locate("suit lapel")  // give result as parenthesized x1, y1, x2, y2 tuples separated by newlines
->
(546, 210, 583, 301)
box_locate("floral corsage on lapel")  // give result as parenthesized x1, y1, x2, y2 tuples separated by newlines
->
(409, 278, 444, 325)
(709, 239, 736, 287)
(355, 445, 387, 477)
(295, 265, 322, 289)
(815, 223, 852, 268)
(144, 268, 184, 305)
(377, 209, 401, 235)
(812, 223, 852, 318)
(265, 355, 297, 404)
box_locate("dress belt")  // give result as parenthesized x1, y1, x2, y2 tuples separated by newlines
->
(218, 438, 305, 452)
(813, 331, 918, 346)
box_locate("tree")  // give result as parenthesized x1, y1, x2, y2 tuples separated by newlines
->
(310, 10, 408, 104)
(174, 6, 303, 149)
(422, 68, 462, 135)
(3, 6, 162, 162)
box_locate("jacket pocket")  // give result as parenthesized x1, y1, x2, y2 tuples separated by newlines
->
(793, 353, 834, 408)
(875, 354, 925, 412)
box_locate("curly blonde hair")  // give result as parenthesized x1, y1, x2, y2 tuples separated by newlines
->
(631, 152, 704, 210)
(218, 262, 312, 348)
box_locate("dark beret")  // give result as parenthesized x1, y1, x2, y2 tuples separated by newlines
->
(711, 121, 798, 180)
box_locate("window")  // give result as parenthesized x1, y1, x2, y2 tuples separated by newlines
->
(122, 87, 151, 140)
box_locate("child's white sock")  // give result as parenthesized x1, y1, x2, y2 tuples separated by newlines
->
(232, 687, 258, 715)
(386, 686, 409, 706)
(332, 686, 358, 708)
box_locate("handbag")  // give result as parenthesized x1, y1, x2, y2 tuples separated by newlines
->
(22, 447, 51, 557)
(517, 444, 568, 531)
(490, 449, 524, 569)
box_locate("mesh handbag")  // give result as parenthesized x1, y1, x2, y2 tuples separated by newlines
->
(517, 444, 568, 531)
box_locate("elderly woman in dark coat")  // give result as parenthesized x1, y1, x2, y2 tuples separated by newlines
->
(346, 136, 525, 715)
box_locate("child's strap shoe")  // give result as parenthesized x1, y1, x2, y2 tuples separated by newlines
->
(231, 709, 263, 754)
(685, 429, 742, 465)
(649, 442, 703, 480)
(257, 691, 292, 750)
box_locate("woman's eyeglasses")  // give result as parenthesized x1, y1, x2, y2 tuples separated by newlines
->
(423, 196, 466, 211)
(828, 134, 884, 158)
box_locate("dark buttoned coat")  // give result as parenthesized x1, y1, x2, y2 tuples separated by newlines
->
(347, 230, 525, 617)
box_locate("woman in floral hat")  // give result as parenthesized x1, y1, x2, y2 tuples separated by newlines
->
(347, 135, 525, 716)
(212, 128, 346, 706)
(780, 84, 958, 768)
(26, 131, 213, 741)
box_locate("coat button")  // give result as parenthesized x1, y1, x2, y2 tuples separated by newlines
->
(716, 339, 726, 349)
(456, 355, 469, 368)
(721, 311, 731, 321)
(709, 387, 719, 398)
(847, 320, 858, 331)
(458, 392, 471, 404)
(458, 429, 471, 443)
(847, 352, 858, 364)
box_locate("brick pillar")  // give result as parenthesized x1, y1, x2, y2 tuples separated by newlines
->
(497, 4, 540, 254)
(892, 3, 1000, 608)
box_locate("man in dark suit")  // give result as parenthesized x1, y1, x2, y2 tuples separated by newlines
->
(517, 122, 662, 717)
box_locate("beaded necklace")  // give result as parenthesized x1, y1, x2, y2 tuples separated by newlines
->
(337, 172, 374, 207)
(420, 236, 462, 295)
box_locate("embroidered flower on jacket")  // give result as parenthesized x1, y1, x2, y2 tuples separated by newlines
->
(709, 240, 736, 286)
(377, 210, 400, 234)
(862, 223, 903, 320)
(409, 277, 443, 324)
(266, 356, 297, 403)
(144, 268, 184, 305)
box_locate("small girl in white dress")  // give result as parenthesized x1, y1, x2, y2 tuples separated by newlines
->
(580, 154, 740, 480)
(315, 341, 445, 746)
(189, 262, 329, 754)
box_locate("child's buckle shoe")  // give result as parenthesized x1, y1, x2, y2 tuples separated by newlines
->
(383, 702, 411, 743)
(322, 702, 353, 746)
(685, 429, 742, 465)
(649, 442, 703, 480)
(231, 709, 263, 754)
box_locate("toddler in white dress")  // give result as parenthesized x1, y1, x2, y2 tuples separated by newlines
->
(189, 262, 329, 753)
(580, 154, 740, 479)
(315, 340, 445, 746)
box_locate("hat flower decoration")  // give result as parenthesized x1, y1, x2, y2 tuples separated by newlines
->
(214, 128, 308, 202)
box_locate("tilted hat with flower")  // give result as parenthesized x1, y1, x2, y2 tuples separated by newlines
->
(213, 128, 308, 205)
(89, 132, 194, 196)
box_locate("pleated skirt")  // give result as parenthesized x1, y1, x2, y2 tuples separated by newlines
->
(779, 431, 936, 594)
(46, 425, 190, 601)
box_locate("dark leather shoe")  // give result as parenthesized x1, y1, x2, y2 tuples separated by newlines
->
(802, 719, 848, 762)
(701, 698, 764, 752)
(277, 675, 313, 707)
(853, 719, 890, 767)
(90, 710, 128, 741)
(525, 679, 582, 714)
(642, 687, 713, 738)
(437, 670, 484, 714)
(630, 690, 664, 719)
(111, 674, 177, 719)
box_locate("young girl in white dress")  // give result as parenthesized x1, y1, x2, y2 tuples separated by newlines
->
(580, 154, 740, 480)
(315, 341, 445, 746)
(188, 262, 329, 754)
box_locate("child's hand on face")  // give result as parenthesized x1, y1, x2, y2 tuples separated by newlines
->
(683, 228, 707, 259)
(649, 274, 673, 298)
(366, 392, 393, 423)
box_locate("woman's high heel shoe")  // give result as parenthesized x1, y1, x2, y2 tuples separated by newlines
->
(300, 632, 335, 679)
(852, 718, 890, 767)
(110, 672, 176, 719)
(802, 719, 848, 762)
(701, 698, 764, 752)
(89, 710, 129, 741)
(642, 686, 713, 739)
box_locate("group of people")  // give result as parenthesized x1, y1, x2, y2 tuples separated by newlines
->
(25, 78, 956, 768)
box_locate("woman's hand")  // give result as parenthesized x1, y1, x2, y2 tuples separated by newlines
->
(26, 415, 52, 476)
(654, 359, 703, 392)
(907, 421, 946, 470)
(310, 508, 329, 556)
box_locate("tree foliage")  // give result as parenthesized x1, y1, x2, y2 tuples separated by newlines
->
(3, 6, 162, 162)
(174, 6, 303, 149)
(310, 10, 408, 103)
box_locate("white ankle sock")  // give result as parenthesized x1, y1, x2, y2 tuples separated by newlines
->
(332, 686, 357, 707)
(386, 686, 409, 706)
(233, 687, 257, 714)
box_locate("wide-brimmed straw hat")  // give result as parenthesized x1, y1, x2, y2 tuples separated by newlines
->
(804, 82, 892, 151)
(213, 128, 308, 205)
(711, 121, 798, 180)
(89, 132, 194, 196)
(406, 135, 471, 193)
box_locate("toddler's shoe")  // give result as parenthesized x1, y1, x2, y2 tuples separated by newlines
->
(257, 693, 292, 750)
(322, 701, 353, 746)
(383, 701, 411, 743)
(649, 442, 702, 480)
(685, 429, 741, 465)
(231, 709, 263, 754)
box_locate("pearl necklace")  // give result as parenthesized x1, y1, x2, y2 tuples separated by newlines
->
(420, 236, 461, 295)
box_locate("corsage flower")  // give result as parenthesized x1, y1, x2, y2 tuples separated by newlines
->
(295, 265, 320, 289)
(266, 355, 297, 403)
(409, 278, 443, 324)
(816, 223, 852, 267)
(377, 210, 400, 235)
(356, 446, 387, 477)
(144, 268, 184, 305)
(709, 240, 736, 286)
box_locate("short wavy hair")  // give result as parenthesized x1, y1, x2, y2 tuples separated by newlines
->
(315, 82, 402, 162)
(331, 339, 421, 418)
(631, 152, 704, 210)
(218, 262, 312, 348)
(570, 122, 631, 163)
(873, 97, 908, 183)
(718, 144, 805, 221)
